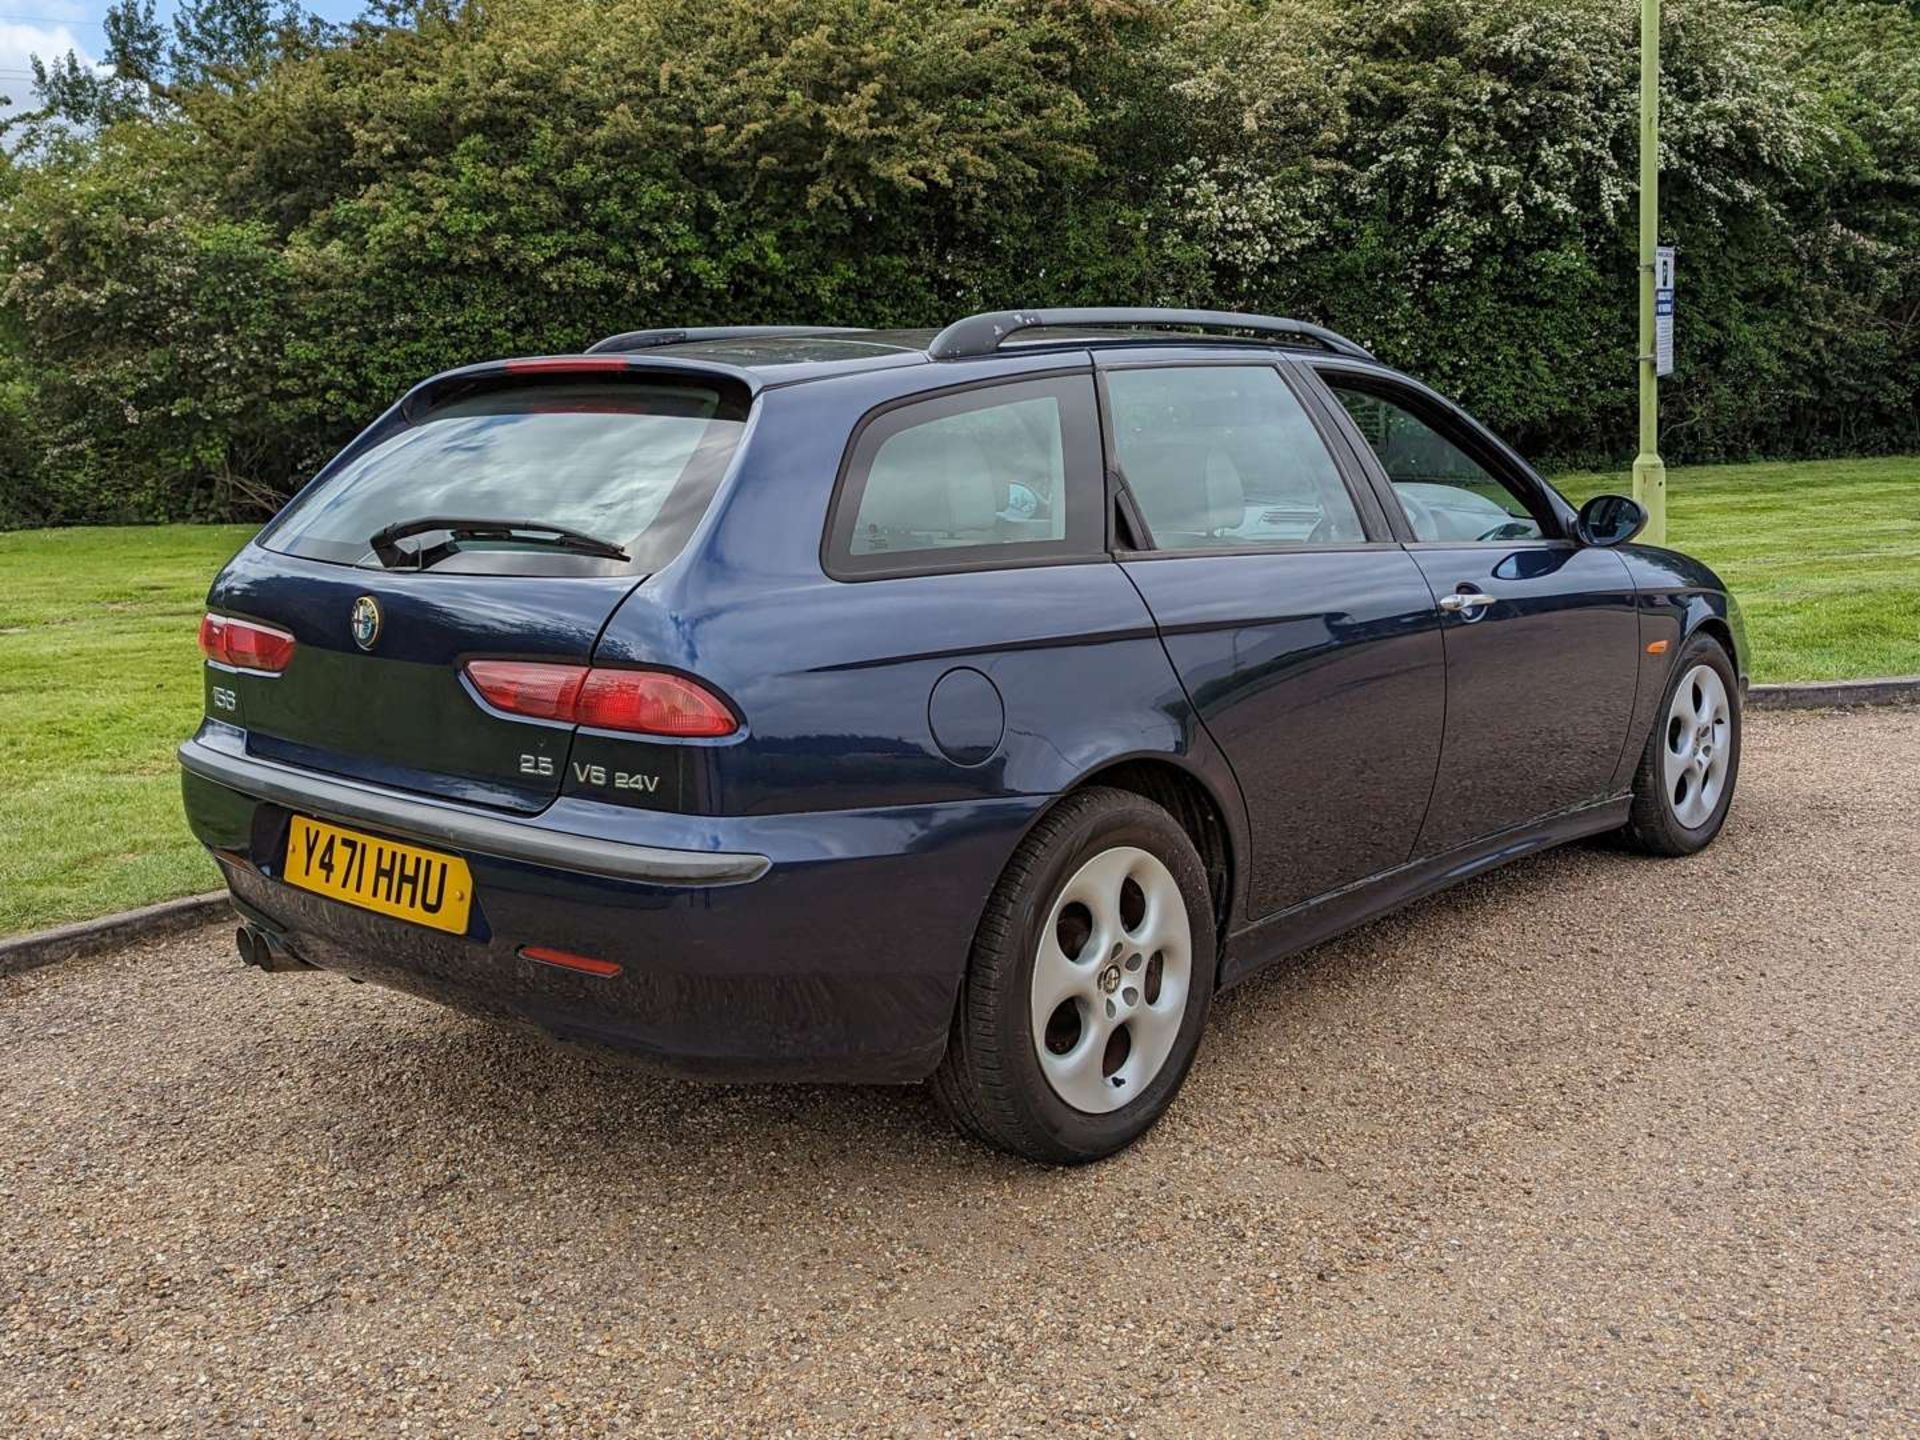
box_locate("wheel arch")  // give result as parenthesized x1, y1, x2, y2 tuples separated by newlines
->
(1676, 592, 1749, 696)
(1690, 613, 1738, 674)
(1612, 593, 1745, 796)
(1041, 754, 1239, 957)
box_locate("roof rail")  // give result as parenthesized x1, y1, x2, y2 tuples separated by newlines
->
(926, 307, 1372, 362)
(586, 325, 863, 355)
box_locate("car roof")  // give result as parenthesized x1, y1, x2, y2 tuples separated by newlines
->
(622, 327, 1366, 386)
(580, 310, 1377, 386)
(640, 330, 941, 382)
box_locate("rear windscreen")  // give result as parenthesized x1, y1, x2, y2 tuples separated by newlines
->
(263, 381, 749, 574)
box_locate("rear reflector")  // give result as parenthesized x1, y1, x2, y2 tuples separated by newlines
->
(465, 660, 737, 738)
(199, 613, 297, 673)
(519, 945, 622, 978)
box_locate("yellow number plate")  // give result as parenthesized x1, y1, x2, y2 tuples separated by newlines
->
(284, 816, 473, 934)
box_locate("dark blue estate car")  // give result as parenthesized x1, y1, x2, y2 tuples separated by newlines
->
(182, 308, 1747, 1162)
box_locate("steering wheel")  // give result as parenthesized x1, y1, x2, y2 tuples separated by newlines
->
(1476, 520, 1538, 543)
(1394, 489, 1440, 542)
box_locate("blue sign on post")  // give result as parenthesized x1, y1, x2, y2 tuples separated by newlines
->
(1654, 245, 1676, 377)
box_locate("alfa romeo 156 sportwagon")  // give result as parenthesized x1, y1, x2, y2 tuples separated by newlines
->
(182, 308, 1746, 1162)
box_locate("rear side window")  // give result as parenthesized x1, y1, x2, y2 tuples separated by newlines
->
(1106, 366, 1365, 550)
(826, 375, 1103, 578)
(264, 380, 749, 574)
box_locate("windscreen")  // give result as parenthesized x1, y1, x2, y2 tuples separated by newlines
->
(263, 380, 749, 574)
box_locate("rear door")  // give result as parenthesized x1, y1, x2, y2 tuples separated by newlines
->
(206, 371, 749, 812)
(1311, 366, 1640, 855)
(589, 367, 1172, 819)
(1101, 354, 1447, 919)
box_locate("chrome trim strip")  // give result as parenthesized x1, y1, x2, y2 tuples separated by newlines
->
(179, 739, 770, 887)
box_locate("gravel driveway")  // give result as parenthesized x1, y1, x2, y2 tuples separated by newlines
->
(3, 708, 1917, 1438)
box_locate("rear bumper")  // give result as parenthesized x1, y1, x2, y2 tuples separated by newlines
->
(180, 734, 768, 886)
(182, 727, 1043, 1082)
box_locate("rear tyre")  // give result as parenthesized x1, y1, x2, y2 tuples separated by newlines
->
(931, 786, 1217, 1165)
(1619, 632, 1741, 856)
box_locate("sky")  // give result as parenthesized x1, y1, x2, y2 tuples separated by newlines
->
(1, 0, 102, 109)
(0, 0, 365, 113)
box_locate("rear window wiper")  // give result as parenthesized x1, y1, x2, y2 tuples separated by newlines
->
(368, 516, 631, 569)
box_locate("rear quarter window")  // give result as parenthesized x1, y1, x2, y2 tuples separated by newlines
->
(263, 380, 750, 575)
(824, 375, 1104, 579)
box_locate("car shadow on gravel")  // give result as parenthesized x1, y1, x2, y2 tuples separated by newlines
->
(285, 1002, 985, 1178)
(264, 837, 1646, 1198)
(1214, 839, 1610, 1010)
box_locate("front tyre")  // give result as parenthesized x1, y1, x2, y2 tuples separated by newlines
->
(932, 787, 1217, 1164)
(1620, 632, 1742, 856)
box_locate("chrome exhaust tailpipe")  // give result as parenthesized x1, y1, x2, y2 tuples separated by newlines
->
(236, 923, 317, 973)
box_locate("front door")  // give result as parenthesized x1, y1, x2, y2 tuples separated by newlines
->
(1314, 369, 1642, 856)
(1101, 356, 1447, 919)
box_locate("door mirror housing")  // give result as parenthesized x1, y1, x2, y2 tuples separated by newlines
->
(1574, 493, 1648, 548)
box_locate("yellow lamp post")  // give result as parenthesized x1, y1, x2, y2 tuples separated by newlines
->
(1631, 0, 1668, 544)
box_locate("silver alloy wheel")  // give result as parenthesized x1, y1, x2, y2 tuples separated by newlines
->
(1663, 662, 1733, 829)
(1029, 845, 1193, 1114)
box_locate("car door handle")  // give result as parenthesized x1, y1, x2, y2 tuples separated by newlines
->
(1437, 591, 1497, 614)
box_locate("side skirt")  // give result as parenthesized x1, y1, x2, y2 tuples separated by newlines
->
(1218, 794, 1633, 989)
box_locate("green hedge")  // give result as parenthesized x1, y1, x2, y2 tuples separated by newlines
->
(2, 0, 1917, 525)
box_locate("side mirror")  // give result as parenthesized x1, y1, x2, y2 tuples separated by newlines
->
(1575, 493, 1647, 548)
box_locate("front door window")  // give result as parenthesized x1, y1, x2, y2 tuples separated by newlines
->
(1326, 384, 1546, 543)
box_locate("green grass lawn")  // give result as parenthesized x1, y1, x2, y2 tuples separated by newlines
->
(1, 454, 1914, 937)
(1, 525, 254, 936)
(1552, 456, 1920, 683)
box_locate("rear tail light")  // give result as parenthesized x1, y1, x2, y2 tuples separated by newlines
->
(199, 613, 297, 673)
(465, 660, 738, 738)
(461, 660, 588, 722)
(575, 669, 738, 737)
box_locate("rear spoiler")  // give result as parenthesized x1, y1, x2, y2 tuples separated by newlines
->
(396, 354, 764, 421)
